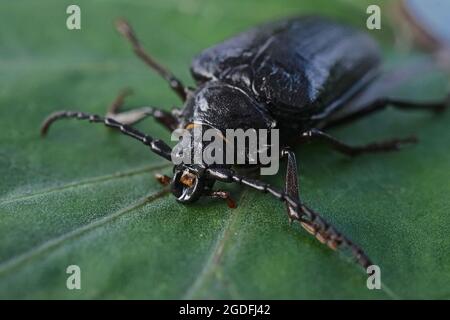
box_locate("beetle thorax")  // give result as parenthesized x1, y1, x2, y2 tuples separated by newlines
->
(180, 81, 274, 133)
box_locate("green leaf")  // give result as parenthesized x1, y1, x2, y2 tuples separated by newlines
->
(1, 0, 449, 299)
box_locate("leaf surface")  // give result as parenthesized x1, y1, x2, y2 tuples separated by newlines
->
(0, 0, 449, 299)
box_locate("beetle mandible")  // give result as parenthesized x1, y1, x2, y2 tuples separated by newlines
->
(41, 17, 449, 269)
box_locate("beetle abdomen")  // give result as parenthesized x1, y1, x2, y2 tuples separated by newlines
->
(191, 16, 381, 128)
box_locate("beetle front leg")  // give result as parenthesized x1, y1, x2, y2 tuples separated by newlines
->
(300, 128, 418, 157)
(155, 173, 171, 186)
(207, 190, 237, 209)
(106, 88, 180, 131)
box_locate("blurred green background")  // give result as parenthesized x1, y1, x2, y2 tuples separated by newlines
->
(0, 0, 449, 299)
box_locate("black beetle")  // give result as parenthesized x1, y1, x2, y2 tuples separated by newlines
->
(41, 16, 449, 269)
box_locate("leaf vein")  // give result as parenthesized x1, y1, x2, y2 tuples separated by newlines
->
(183, 191, 249, 299)
(0, 188, 170, 275)
(0, 162, 170, 205)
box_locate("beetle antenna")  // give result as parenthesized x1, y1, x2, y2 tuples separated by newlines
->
(40, 111, 173, 161)
(207, 167, 373, 269)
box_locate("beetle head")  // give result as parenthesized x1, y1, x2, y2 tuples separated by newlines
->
(170, 165, 214, 203)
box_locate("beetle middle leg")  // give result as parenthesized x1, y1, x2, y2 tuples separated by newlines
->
(300, 128, 418, 157)
(106, 88, 179, 131)
(115, 19, 188, 101)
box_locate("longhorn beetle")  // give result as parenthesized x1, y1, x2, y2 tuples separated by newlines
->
(41, 17, 449, 270)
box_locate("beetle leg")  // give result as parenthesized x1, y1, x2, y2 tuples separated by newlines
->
(300, 128, 418, 156)
(282, 148, 300, 224)
(207, 190, 237, 209)
(116, 19, 188, 101)
(107, 88, 134, 115)
(108, 106, 179, 131)
(282, 148, 343, 250)
(325, 93, 450, 129)
(155, 173, 171, 186)
(106, 88, 180, 131)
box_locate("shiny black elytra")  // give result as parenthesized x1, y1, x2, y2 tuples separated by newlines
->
(41, 17, 449, 270)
